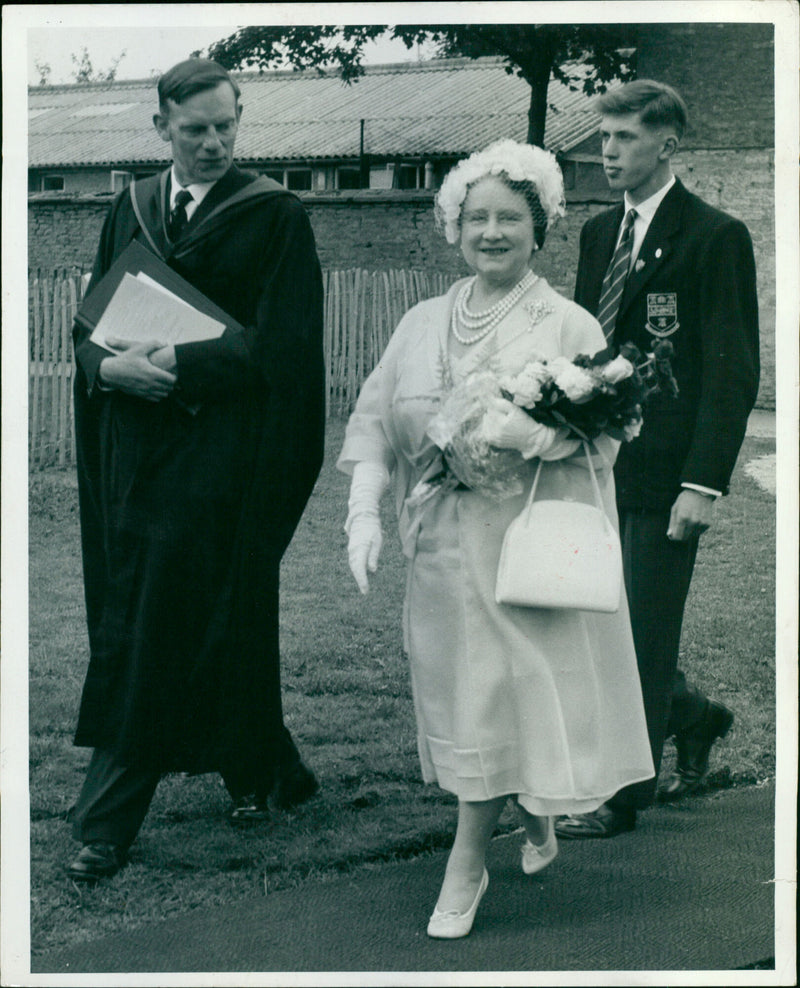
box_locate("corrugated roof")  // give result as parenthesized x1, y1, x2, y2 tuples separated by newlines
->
(29, 57, 602, 168)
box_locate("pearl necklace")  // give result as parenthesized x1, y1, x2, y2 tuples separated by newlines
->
(451, 270, 539, 345)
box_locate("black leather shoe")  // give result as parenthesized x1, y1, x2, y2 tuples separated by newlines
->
(658, 700, 734, 802)
(273, 761, 319, 811)
(554, 804, 636, 840)
(67, 841, 126, 882)
(229, 795, 272, 825)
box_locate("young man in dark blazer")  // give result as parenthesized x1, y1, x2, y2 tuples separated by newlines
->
(556, 80, 760, 839)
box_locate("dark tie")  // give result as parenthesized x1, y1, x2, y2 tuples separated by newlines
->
(168, 188, 193, 241)
(596, 208, 637, 343)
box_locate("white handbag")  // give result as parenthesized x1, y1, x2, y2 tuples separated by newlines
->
(495, 442, 622, 612)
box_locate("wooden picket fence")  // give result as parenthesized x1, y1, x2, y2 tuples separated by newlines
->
(28, 267, 451, 468)
(29, 270, 83, 469)
(322, 268, 450, 417)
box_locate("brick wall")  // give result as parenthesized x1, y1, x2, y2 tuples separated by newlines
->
(636, 22, 774, 149)
(28, 195, 111, 273)
(28, 151, 775, 407)
(26, 188, 603, 296)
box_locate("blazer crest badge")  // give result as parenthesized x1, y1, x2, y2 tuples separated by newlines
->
(645, 292, 680, 338)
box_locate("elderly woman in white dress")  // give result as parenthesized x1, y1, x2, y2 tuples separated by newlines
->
(337, 140, 653, 939)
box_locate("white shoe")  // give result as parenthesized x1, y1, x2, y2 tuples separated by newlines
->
(521, 817, 558, 875)
(427, 868, 489, 939)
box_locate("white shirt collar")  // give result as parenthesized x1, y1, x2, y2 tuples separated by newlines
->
(169, 166, 217, 216)
(624, 175, 676, 227)
(622, 175, 676, 266)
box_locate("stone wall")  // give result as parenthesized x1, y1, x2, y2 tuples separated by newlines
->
(28, 195, 110, 274)
(28, 148, 776, 407)
(636, 22, 775, 150)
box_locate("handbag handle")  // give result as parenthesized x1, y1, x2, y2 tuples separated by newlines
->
(524, 441, 606, 515)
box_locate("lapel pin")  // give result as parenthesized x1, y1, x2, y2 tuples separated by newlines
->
(635, 259, 645, 273)
(655, 248, 663, 259)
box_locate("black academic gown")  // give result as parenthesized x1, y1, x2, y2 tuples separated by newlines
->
(72, 166, 325, 783)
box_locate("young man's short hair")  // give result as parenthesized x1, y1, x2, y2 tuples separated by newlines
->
(158, 58, 240, 114)
(595, 79, 688, 139)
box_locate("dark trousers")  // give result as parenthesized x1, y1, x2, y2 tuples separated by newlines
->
(70, 748, 161, 850)
(609, 507, 710, 815)
(70, 736, 303, 849)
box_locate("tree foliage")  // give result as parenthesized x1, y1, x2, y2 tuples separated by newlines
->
(203, 26, 387, 83)
(205, 23, 636, 146)
(70, 46, 128, 85)
(34, 58, 52, 86)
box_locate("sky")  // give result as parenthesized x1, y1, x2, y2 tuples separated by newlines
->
(24, 0, 459, 89)
(26, 25, 431, 86)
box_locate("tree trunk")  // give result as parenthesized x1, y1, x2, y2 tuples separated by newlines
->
(516, 33, 560, 147)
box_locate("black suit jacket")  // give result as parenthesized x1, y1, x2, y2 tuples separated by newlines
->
(574, 178, 760, 510)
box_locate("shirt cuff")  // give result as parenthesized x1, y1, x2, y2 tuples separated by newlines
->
(681, 482, 721, 498)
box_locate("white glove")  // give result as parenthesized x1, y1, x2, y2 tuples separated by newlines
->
(345, 461, 390, 594)
(538, 430, 582, 461)
(480, 397, 559, 459)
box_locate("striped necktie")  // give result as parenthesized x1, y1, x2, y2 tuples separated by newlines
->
(168, 188, 193, 241)
(596, 208, 637, 343)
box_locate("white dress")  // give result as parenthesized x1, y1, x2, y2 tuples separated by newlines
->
(338, 276, 654, 816)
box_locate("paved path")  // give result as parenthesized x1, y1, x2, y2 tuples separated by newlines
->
(34, 783, 775, 977)
(746, 409, 776, 439)
(744, 410, 776, 495)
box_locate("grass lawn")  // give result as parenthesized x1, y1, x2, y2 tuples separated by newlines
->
(28, 421, 776, 956)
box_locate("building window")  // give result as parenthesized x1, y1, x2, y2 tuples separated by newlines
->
(285, 169, 312, 191)
(41, 174, 65, 191)
(394, 164, 423, 190)
(111, 170, 133, 192)
(261, 168, 313, 190)
(336, 167, 361, 190)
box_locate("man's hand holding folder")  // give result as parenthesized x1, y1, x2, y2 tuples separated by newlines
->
(97, 338, 177, 403)
(76, 241, 245, 412)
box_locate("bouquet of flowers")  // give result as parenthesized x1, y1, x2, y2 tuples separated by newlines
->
(422, 340, 677, 501)
(426, 370, 529, 500)
(499, 339, 678, 444)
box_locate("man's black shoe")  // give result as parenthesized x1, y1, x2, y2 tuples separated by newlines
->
(273, 761, 319, 811)
(658, 700, 734, 802)
(67, 841, 126, 882)
(229, 795, 272, 825)
(554, 804, 636, 840)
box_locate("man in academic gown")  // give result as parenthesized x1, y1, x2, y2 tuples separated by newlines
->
(68, 59, 325, 881)
(556, 80, 760, 839)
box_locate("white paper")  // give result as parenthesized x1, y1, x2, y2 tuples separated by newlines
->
(135, 270, 195, 309)
(90, 271, 226, 350)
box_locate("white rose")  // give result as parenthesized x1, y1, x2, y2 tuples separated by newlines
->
(549, 357, 596, 403)
(502, 361, 550, 408)
(623, 415, 643, 441)
(601, 355, 635, 385)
